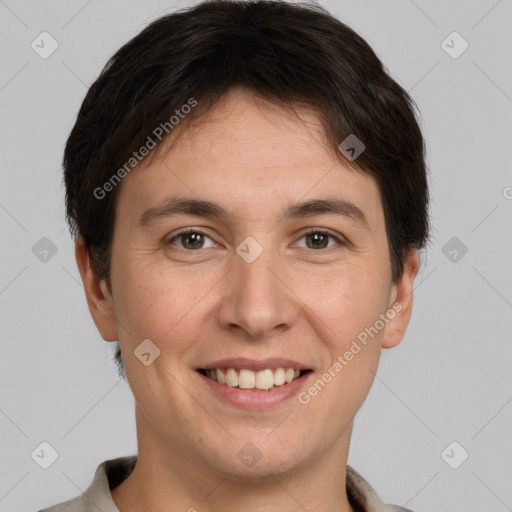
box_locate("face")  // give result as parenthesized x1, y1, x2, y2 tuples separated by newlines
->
(79, 87, 419, 479)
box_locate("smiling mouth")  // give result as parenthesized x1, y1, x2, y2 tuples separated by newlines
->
(198, 367, 312, 391)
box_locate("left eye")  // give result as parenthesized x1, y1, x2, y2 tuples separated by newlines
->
(165, 229, 342, 251)
(294, 230, 341, 250)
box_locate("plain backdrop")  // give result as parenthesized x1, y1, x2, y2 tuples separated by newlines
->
(1, 1, 511, 511)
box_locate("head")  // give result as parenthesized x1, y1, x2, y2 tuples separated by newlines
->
(67, 0, 429, 479)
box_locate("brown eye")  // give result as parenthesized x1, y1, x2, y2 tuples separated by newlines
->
(180, 232, 205, 249)
(305, 232, 330, 249)
(166, 230, 215, 250)
(296, 230, 342, 251)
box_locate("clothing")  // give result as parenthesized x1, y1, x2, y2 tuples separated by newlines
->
(37, 456, 414, 512)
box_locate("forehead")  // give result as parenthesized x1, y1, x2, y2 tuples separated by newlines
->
(115, 88, 384, 231)
(164, 88, 341, 172)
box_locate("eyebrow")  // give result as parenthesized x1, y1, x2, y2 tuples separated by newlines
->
(138, 196, 369, 228)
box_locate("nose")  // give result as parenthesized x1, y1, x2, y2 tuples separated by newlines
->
(216, 241, 299, 340)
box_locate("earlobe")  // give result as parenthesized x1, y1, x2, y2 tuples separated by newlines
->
(75, 236, 118, 342)
(381, 249, 420, 349)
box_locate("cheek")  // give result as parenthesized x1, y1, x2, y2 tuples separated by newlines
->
(112, 258, 205, 349)
(295, 268, 385, 429)
(295, 261, 390, 351)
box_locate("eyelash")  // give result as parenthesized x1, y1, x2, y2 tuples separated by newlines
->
(164, 227, 345, 253)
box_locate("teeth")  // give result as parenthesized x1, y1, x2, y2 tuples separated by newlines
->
(226, 368, 238, 387)
(204, 367, 305, 390)
(239, 369, 256, 389)
(274, 368, 286, 386)
(255, 369, 274, 390)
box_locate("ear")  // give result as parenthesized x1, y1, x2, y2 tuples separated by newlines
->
(381, 249, 420, 349)
(75, 236, 118, 342)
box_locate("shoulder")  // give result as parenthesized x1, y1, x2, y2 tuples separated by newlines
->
(346, 465, 415, 512)
(37, 493, 86, 512)
(36, 455, 137, 512)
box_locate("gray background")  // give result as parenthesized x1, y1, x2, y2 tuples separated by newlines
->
(1, 0, 511, 510)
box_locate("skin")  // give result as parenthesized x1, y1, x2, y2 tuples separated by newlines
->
(76, 87, 419, 512)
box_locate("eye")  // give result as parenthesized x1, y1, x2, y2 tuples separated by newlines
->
(294, 229, 343, 251)
(164, 227, 345, 252)
(165, 229, 217, 250)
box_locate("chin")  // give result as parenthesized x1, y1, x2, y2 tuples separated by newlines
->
(205, 430, 313, 479)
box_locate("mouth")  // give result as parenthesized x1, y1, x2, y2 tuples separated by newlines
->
(197, 367, 313, 391)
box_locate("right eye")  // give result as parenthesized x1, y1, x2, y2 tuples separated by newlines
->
(164, 228, 218, 251)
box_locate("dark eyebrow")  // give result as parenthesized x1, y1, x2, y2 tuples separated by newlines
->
(138, 196, 368, 228)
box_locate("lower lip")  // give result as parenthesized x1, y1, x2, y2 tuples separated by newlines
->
(197, 371, 312, 410)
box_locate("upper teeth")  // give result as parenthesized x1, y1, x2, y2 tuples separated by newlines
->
(205, 368, 302, 390)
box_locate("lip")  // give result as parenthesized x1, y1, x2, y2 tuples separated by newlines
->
(196, 368, 313, 411)
(198, 357, 310, 372)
